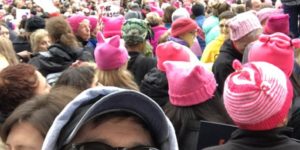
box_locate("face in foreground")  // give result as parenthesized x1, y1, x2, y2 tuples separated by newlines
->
(5, 122, 44, 150)
(71, 116, 155, 149)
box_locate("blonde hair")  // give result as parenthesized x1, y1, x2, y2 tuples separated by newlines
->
(97, 64, 139, 91)
(30, 29, 49, 53)
(146, 12, 162, 27)
(0, 37, 18, 65)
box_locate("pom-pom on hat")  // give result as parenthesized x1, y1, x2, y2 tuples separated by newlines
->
(102, 16, 125, 38)
(248, 33, 300, 76)
(94, 32, 128, 70)
(156, 41, 198, 72)
(229, 11, 262, 41)
(67, 14, 88, 33)
(171, 18, 198, 37)
(164, 61, 217, 106)
(263, 14, 289, 35)
(223, 60, 293, 131)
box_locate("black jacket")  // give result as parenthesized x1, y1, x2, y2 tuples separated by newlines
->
(204, 128, 300, 150)
(212, 40, 243, 95)
(29, 44, 80, 77)
(127, 51, 157, 86)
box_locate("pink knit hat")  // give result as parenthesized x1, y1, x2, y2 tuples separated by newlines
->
(156, 41, 198, 72)
(150, 5, 164, 17)
(171, 18, 198, 37)
(229, 11, 262, 41)
(257, 8, 283, 23)
(88, 16, 98, 32)
(94, 32, 128, 70)
(248, 33, 300, 76)
(164, 61, 217, 106)
(102, 16, 125, 38)
(224, 60, 293, 131)
(68, 15, 88, 33)
(263, 14, 289, 35)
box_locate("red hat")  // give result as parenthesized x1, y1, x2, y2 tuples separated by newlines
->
(171, 18, 198, 37)
(263, 14, 289, 35)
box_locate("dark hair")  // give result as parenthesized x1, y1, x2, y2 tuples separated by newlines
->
(25, 16, 45, 32)
(212, 2, 230, 17)
(1, 86, 79, 141)
(164, 93, 232, 147)
(192, 3, 205, 17)
(163, 6, 176, 24)
(218, 11, 236, 20)
(55, 66, 95, 92)
(46, 16, 78, 47)
(0, 64, 38, 119)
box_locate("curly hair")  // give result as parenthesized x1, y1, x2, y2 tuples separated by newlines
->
(0, 64, 38, 118)
(46, 16, 78, 48)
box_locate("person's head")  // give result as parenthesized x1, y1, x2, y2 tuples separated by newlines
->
(162, 6, 176, 24)
(30, 29, 51, 53)
(87, 16, 99, 37)
(223, 60, 293, 130)
(247, 33, 300, 77)
(68, 14, 90, 41)
(0, 23, 10, 39)
(46, 16, 78, 48)
(218, 11, 236, 36)
(229, 11, 262, 52)
(256, 8, 283, 26)
(171, 18, 199, 47)
(171, 8, 190, 22)
(192, 3, 205, 17)
(231, 4, 246, 14)
(55, 66, 97, 92)
(156, 41, 199, 72)
(25, 16, 45, 34)
(102, 16, 125, 38)
(94, 33, 138, 90)
(263, 14, 289, 35)
(122, 18, 149, 50)
(1, 86, 79, 150)
(0, 64, 51, 121)
(42, 87, 178, 150)
(211, 2, 230, 17)
(0, 37, 18, 66)
(246, 0, 262, 11)
(146, 12, 162, 27)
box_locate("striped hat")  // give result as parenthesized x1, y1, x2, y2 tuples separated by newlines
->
(223, 60, 293, 130)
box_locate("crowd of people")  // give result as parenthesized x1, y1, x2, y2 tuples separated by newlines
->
(0, 0, 300, 149)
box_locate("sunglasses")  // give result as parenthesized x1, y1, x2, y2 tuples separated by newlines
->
(67, 142, 159, 150)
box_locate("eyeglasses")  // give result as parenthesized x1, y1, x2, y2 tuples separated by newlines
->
(67, 142, 159, 150)
(220, 24, 228, 28)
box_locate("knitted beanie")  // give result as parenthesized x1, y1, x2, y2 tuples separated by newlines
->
(229, 11, 262, 41)
(164, 61, 217, 106)
(150, 5, 164, 17)
(88, 16, 98, 32)
(102, 16, 125, 38)
(224, 60, 293, 131)
(264, 14, 289, 35)
(248, 33, 300, 76)
(122, 18, 149, 46)
(171, 18, 198, 37)
(156, 41, 199, 72)
(94, 32, 128, 70)
(25, 16, 45, 32)
(171, 8, 190, 22)
(257, 8, 283, 22)
(67, 15, 87, 33)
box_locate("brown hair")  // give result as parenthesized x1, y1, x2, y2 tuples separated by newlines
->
(1, 86, 79, 141)
(97, 64, 139, 91)
(163, 6, 176, 24)
(0, 64, 38, 117)
(212, 2, 230, 17)
(0, 37, 18, 65)
(46, 16, 78, 48)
